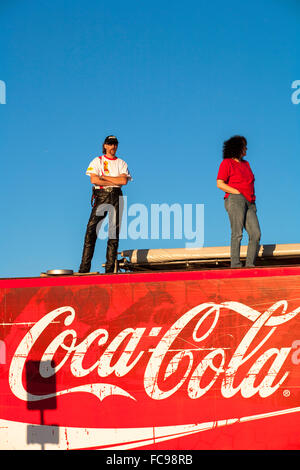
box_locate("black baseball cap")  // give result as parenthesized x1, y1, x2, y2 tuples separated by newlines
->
(104, 135, 118, 145)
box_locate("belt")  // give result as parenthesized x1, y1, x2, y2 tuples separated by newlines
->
(91, 186, 122, 207)
(94, 187, 122, 193)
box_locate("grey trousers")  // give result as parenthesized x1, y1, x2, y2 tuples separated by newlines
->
(225, 194, 261, 268)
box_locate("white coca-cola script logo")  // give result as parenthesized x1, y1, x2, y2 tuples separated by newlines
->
(9, 300, 300, 404)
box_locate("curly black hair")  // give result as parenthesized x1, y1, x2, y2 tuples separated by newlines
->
(222, 135, 247, 160)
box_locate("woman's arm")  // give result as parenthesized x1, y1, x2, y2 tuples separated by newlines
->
(217, 179, 240, 194)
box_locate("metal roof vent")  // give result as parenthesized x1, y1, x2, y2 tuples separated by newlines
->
(46, 269, 74, 276)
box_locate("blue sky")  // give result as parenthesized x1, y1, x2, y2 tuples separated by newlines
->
(0, 0, 299, 277)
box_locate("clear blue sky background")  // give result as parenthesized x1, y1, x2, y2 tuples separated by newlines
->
(0, 0, 299, 277)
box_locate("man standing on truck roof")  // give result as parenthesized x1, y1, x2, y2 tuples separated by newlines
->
(78, 135, 132, 274)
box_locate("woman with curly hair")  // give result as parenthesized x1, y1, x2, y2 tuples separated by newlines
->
(217, 135, 261, 268)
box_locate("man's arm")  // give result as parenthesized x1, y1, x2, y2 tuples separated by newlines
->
(217, 179, 240, 194)
(90, 173, 129, 187)
(101, 174, 129, 186)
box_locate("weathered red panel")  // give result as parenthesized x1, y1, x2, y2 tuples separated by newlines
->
(0, 267, 300, 450)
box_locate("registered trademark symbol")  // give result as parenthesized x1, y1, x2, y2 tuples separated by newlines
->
(283, 389, 290, 397)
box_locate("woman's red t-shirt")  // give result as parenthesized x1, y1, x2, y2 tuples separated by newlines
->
(217, 158, 256, 202)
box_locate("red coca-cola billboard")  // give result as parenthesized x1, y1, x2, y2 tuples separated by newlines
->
(0, 266, 300, 450)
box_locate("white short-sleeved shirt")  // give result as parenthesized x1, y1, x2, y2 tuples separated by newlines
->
(85, 155, 132, 189)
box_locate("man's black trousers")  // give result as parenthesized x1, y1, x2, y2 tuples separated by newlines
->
(79, 187, 122, 273)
